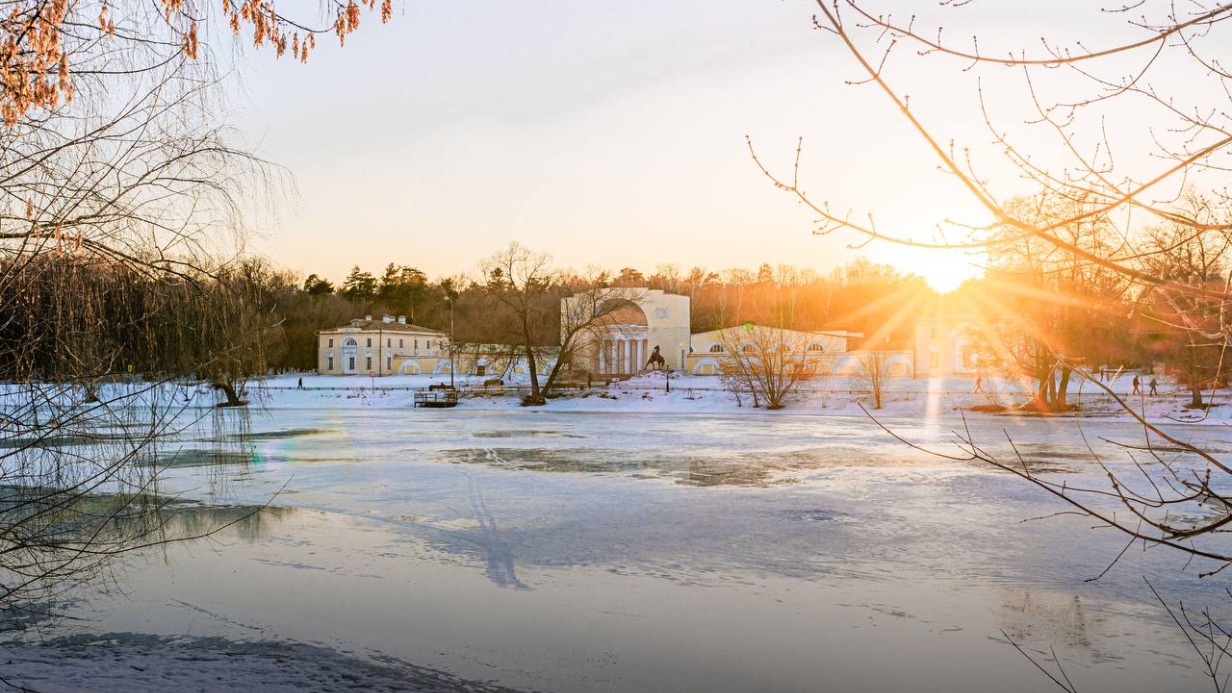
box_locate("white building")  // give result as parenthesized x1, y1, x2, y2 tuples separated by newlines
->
(317, 315, 448, 376)
(686, 326, 869, 375)
(562, 288, 691, 375)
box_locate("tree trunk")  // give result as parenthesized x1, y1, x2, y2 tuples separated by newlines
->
(1026, 376, 1050, 412)
(542, 354, 569, 398)
(1055, 366, 1072, 410)
(215, 380, 246, 407)
(523, 342, 544, 405)
(1190, 383, 1204, 408)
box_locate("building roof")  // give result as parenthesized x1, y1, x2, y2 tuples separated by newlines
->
(320, 317, 447, 336)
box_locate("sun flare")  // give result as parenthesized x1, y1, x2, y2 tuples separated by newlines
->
(883, 249, 984, 293)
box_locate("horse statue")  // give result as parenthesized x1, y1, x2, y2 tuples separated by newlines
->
(645, 345, 666, 371)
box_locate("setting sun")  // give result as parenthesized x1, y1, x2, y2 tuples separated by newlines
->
(880, 247, 984, 293)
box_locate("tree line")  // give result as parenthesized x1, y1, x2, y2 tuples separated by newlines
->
(13, 225, 1220, 412)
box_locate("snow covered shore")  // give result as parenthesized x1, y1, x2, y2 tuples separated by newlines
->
(254, 370, 1232, 426)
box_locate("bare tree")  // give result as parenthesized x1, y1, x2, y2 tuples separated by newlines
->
(750, 0, 1232, 569)
(1136, 198, 1232, 408)
(854, 349, 892, 410)
(718, 323, 817, 410)
(479, 242, 557, 405)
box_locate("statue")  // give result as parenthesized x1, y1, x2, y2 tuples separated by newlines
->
(645, 345, 666, 370)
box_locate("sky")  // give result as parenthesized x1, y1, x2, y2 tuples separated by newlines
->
(226, 1, 1157, 292)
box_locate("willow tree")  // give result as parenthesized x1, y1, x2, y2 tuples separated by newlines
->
(0, 0, 387, 615)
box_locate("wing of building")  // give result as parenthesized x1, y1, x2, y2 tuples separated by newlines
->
(318, 315, 449, 376)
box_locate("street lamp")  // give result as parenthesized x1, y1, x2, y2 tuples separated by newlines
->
(445, 295, 455, 389)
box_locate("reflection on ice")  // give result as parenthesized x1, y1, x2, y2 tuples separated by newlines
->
(458, 468, 528, 590)
(997, 589, 1092, 649)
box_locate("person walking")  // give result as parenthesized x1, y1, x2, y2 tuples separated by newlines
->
(1132, 375, 1141, 395)
(1149, 377, 1159, 396)
(297, 376, 304, 390)
(973, 374, 983, 393)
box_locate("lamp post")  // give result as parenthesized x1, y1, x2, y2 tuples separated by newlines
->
(445, 295, 455, 390)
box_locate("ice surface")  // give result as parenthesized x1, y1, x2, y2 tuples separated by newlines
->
(4, 373, 1231, 692)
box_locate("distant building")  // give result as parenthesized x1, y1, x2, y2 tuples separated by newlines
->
(317, 315, 449, 376)
(911, 294, 996, 377)
(563, 288, 691, 376)
(685, 326, 902, 376)
(320, 292, 928, 380)
(317, 315, 555, 378)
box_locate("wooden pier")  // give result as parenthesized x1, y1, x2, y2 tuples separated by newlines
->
(413, 390, 459, 408)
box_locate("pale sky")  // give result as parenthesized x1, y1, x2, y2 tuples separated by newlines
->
(228, 1, 1166, 291)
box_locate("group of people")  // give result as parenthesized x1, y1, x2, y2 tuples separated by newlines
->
(972, 372, 1162, 396)
(1131, 375, 1160, 397)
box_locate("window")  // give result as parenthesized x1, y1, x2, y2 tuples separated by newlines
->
(327, 355, 334, 370)
(742, 344, 756, 353)
(387, 338, 391, 348)
(366, 338, 372, 347)
(807, 343, 824, 352)
(328, 338, 333, 348)
(366, 356, 372, 370)
(399, 339, 403, 348)
(708, 344, 724, 353)
(428, 341, 433, 349)
(476, 364, 487, 376)
(347, 356, 355, 371)
(386, 355, 392, 370)
(414, 339, 418, 349)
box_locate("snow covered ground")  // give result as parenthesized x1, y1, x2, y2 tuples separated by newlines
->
(2, 372, 1231, 691)
(256, 369, 1232, 425)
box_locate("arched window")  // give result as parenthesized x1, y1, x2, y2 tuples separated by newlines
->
(708, 343, 724, 353)
(807, 343, 824, 352)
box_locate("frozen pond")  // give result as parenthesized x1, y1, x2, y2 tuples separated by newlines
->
(20, 405, 1232, 691)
